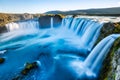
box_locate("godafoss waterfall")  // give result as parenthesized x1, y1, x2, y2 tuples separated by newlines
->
(0, 16, 120, 80)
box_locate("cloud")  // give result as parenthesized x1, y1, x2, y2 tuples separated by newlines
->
(118, 2, 120, 5)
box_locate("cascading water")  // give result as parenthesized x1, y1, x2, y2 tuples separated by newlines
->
(5, 18, 39, 32)
(0, 17, 119, 80)
(51, 17, 54, 29)
(61, 18, 103, 55)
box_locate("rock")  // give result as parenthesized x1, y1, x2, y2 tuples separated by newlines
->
(0, 58, 5, 64)
(38, 15, 62, 28)
(21, 62, 38, 75)
(118, 58, 120, 65)
(115, 65, 120, 80)
(0, 26, 7, 33)
(116, 49, 120, 65)
(22, 13, 33, 20)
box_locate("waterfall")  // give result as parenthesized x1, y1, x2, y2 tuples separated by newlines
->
(5, 19, 39, 32)
(84, 34, 120, 74)
(69, 34, 120, 80)
(61, 17, 73, 28)
(61, 17, 103, 55)
(51, 17, 54, 29)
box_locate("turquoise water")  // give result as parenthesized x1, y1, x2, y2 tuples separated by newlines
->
(0, 17, 119, 80)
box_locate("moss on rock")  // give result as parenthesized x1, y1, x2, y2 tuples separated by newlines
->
(21, 62, 38, 75)
(0, 58, 5, 64)
(95, 22, 120, 45)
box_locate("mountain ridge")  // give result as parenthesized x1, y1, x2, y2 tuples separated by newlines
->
(45, 7, 120, 16)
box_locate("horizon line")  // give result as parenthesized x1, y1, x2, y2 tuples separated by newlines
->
(0, 6, 120, 14)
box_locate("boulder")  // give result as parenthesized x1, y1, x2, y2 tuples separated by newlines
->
(21, 62, 38, 75)
(38, 15, 62, 28)
(0, 26, 7, 33)
(0, 58, 5, 64)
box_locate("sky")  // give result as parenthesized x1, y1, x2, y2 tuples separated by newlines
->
(0, 0, 120, 13)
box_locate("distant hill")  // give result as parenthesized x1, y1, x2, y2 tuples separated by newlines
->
(45, 7, 120, 16)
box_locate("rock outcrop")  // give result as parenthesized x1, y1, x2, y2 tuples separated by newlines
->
(0, 26, 7, 33)
(0, 58, 5, 64)
(38, 14, 62, 28)
(21, 62, 38, 75)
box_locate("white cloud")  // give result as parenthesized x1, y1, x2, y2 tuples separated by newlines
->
(118, 2, 120, 5)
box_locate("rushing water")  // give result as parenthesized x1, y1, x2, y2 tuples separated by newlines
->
(0, 17, 119, 80)
(51, 17, 54, 29)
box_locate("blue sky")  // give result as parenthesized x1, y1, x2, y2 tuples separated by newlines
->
(0, 0, 120, 13)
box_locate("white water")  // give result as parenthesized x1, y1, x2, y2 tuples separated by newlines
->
(51, 17, 54, 29)
(0, 17, 119, 80)
(61, 18, 103, 55)
(5, 19, 39, 32)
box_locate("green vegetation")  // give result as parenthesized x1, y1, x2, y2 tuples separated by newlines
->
(114, 22, 120, 33)
(12, 62, 38, 80)
(95, 22, 120, 45)
(21, 62, 38, 75)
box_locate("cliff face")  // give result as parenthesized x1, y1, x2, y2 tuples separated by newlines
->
(38, 15, 62, 28)
(0, 26, 7, 33)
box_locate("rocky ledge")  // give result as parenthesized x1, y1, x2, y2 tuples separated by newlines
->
(0, 58, 5, 64)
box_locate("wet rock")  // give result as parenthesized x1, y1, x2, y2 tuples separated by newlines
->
(96, 22, 120, 45)
(0, 26, 7, 33)
(21, 62, 38, 75)
(0, 58, 5, 64)
(38, 14, 62, 28)
(115, 65, 120, 80)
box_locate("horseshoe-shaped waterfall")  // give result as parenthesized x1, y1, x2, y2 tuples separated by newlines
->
(0, 16, 120, 80)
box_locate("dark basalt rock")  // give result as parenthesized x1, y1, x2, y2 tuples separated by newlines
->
(0, 58, 5, 64)
(0, 26, 7, 34)
(21, 62, 38, 75)
(38, 14, 62, 28)
(95, 22, 120, 46)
